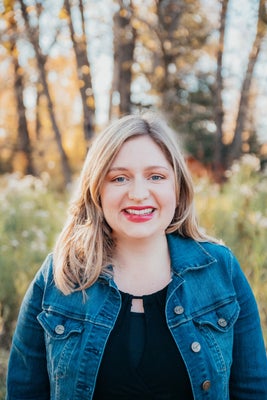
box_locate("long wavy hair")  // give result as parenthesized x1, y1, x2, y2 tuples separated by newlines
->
(53, 113, 213, 294)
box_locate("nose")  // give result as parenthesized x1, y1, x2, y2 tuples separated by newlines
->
(128, 177, 149, 201)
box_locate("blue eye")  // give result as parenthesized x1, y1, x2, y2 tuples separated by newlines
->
(113, 176, 127, 183)
(150, 175, 164, 181)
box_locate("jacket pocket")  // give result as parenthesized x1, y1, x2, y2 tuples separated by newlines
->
(193, 299, 240, 332)
(38, 311, 84, 339)
(38, 311, 84, 377)
(193, 299, 240, 372)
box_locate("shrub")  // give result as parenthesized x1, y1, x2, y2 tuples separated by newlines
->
(195, 155, 267, 342)
(0, 349, 8, 400)
(0, 173, 68, 349)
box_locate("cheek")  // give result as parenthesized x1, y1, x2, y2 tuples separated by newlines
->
(163, 182, 177, 205)
(163, 184, 177, 218)
(100, 187, 122, 219)
(100, 184, 111, 205)
(167, 197, 177, 219)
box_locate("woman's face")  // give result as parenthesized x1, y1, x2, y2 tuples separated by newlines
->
(100, 135, 176, 243)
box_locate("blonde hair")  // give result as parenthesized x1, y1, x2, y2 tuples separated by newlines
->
(53, 113, 213, 294)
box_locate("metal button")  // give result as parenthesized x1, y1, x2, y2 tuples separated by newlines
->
(174, 305, 184, 315)
(191, 341, 201, 353)
(202, 380, 211, 391)
(218, 318, 228, 328)
(55, 324, 65, 335)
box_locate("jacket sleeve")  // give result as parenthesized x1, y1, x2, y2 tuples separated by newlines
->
(229, 252, 267, 399)
(6, 258, 51, 400)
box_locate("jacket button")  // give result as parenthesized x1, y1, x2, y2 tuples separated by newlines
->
(55, 324, 65, 335)
(218, 318, 228, 327)
(202, 380, 211, 391)
(174, 306, 184, 315)
(191, 341, 201, 353)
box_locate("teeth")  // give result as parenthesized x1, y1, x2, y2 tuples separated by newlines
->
(125, 208, 153, 215)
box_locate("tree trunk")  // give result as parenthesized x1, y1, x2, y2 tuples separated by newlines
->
(156, 0, 184, 71)
(14, 50, 35, 175)
(64, 0, 95, 145)
(228, 0, 267, 166)
(2, 1, 35, 176)
(18, 0, 72, 185)
(39, 58, 72, 185)
(110, 0, 136, 117)
(213, 0, 229, 180)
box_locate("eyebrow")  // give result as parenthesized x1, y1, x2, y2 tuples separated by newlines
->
(108, 165, 170, 172)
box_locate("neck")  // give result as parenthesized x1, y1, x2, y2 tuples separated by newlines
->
(114, 234, 169, 267)
(112, 234, 171, 295)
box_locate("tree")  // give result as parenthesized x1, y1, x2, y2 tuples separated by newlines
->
(13, 49, 36, 175)
(63, 0, 96, 145)
(110, 0, 136, 117)
(2, 0, 35, 175)
(214, 0, 229, 180)
(213, 0, 267, 180)
(144, 0, 215, 163)
(18, 0, 72, 185)
(228, 0, 267, 166)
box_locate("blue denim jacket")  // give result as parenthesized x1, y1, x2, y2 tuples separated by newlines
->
(6, 234, 267, 399)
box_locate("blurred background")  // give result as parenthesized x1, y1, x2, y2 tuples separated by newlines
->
(0, 0, 267, 396)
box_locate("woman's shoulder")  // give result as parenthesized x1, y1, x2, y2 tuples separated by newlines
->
(197, 239, 234, 259)
(167, 233, 236, 267)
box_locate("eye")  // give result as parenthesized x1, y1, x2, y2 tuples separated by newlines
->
(150, 174, 164, 181)
(112, 176, 127, 183)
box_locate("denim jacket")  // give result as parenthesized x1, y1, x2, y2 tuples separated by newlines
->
(6, 234, 267, 399)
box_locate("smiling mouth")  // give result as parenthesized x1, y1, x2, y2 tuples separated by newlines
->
(124, 208, 154, 215)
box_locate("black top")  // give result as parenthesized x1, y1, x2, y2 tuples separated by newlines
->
(93, 286, 194, 400)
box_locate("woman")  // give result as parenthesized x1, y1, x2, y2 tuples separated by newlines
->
(6, 113, 267, 399)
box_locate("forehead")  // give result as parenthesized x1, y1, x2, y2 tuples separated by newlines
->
(110, 135, 171, 167)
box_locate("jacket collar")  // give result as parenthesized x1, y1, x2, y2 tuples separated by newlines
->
(101, 233, 217, 283)
(167, 233, 217, 275)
